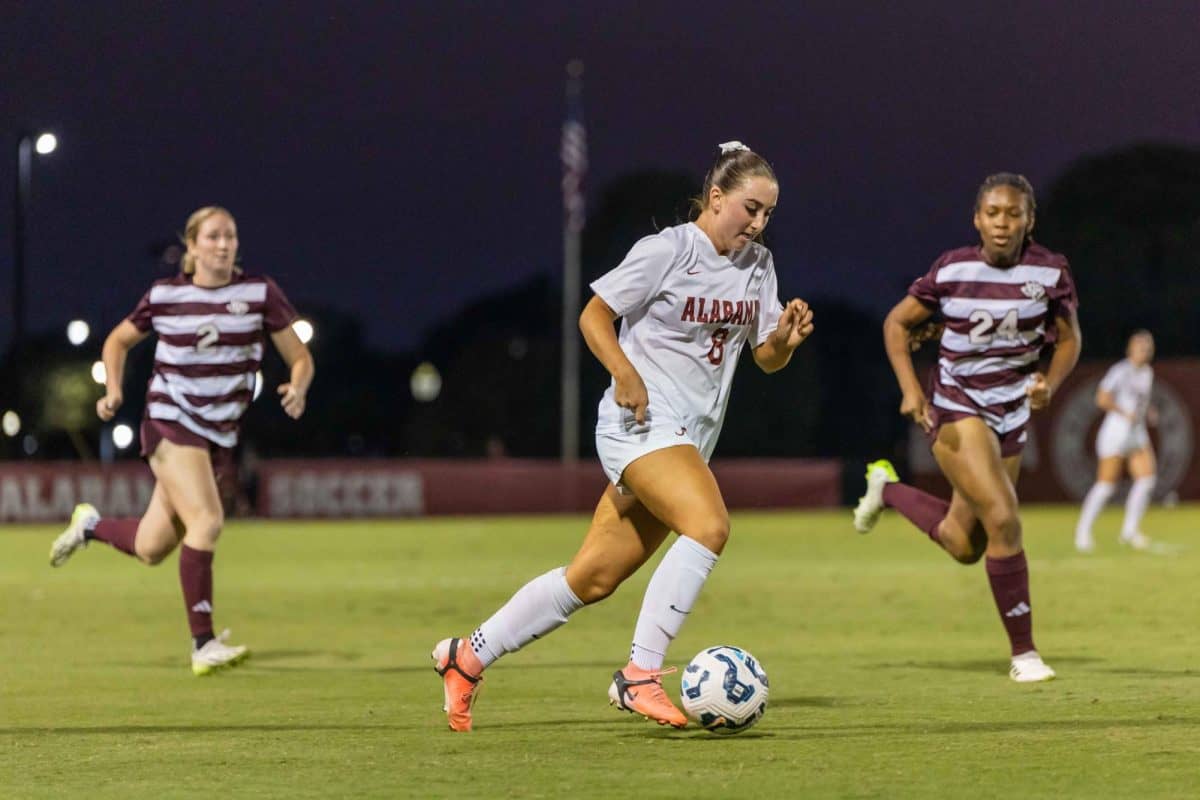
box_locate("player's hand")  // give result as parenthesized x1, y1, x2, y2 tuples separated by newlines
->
(96, 391, 123, 422)
(774, 298, 814, 350)
(900, 390, 933, 433)
(614, 367, 649, 425)
(1026, 372, 1051, 410)
(278, 383, 307, 419)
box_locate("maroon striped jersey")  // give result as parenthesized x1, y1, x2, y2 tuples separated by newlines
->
(909, 243, 1077, 435)
(127, 273, 299, 448)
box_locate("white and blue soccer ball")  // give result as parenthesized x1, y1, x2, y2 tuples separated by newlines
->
(679, 645, 769, 734)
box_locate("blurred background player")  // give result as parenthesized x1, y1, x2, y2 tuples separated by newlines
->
(853, 173, 1081, 683)
(1074, 330, 1157, 553)
(49, 206, 315, 675)
(432, 142, 814, 731)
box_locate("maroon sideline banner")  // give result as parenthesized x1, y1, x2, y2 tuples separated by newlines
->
(256, 458, 842, 518)
(908, 357, 1200, 502)
(0, 457, 840, 523)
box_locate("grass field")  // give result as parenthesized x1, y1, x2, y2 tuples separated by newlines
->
(2, 504, 1198, 798)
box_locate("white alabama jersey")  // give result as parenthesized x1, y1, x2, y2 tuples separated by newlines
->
(1099, 359, 1153, 427)
(589, 222, 784, 455)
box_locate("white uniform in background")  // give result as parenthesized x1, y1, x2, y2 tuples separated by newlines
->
(1094, 359, 1153, 458)
(589, 222, 784, 490)
(1075, 358, 1157, 552)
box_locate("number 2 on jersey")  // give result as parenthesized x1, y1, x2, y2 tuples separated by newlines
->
(706, 327, 730, 365)
(967, 309, 1019, 345)
(195, 323, 219, 352)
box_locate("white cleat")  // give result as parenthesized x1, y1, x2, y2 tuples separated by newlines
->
(1074, 537, 1095, 554)
(192, 629, 250, 676)
(50, 503, 100, 567)
(1119, 532, 1153, 551)
(1010, 651, 1056, 683)
(853, 459, 899, 534)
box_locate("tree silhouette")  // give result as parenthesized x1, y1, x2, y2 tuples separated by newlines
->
(1037, 143, 1200, 359)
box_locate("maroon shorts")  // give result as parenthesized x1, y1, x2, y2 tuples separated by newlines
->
(927, 406, 1028, 458)
(140, 418, 237, 486)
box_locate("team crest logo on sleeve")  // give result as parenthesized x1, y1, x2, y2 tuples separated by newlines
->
(1020, 281, 1046, 301)
(226, 300, 250, 315)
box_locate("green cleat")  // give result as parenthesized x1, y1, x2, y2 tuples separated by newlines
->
(192, 630, 250, 676)
(50, 503, 99, 567)
(853, 459, 899, 534)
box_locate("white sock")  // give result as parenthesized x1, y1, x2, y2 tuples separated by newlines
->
(469, 566, 583, 669)
(1121, 476, 1155, 539)
(1075, 481, 1115, 546)
(630, 536, 719, 671)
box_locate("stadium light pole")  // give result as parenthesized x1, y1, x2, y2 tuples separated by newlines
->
(12, 131, 58, 355)
(560, 60, 586, 465)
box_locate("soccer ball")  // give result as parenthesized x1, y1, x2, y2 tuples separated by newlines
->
(679, 645, 769, 734)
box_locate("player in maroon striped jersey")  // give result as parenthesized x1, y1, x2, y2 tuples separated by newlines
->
(50, 206, 315, 675)
(853, 174, 1081, 683)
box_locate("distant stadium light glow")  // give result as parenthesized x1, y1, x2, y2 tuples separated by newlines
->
(410, 362, 442, 402)
(2, 410, 20, 437)
(253, 370, 264, 401)
(91, 361, 107, 384)
(112, 423, 134, 450)
(292, 319, 314, 344)
(35, 133, 58, 154)
(66, 319, 90, 346)
(22, 434, 38, 455)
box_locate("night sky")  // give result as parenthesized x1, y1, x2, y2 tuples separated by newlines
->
(4, 1, 1199, 354)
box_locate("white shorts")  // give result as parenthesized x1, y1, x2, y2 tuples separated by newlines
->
(1095, 418, 1150, 459)
(595, 412, 713, 494)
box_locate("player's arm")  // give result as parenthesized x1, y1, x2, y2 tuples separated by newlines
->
(1094, 388, 1119, 414)
(96, 320, 150, 422)
(752, 298, 813, 374)
(882, 296, 935, 431)
(270, 326, 314, 420)
(1028, 309, 1081, 411)
(579, 295, 649, 424)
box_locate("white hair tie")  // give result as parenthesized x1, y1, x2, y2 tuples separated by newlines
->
(718, 141, 750, 154)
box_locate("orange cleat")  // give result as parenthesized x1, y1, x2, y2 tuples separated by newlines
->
(432, 638, 484, 732)
(608, 662, 688, 728)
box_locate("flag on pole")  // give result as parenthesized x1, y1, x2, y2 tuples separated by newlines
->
(561, 67, 587, 234)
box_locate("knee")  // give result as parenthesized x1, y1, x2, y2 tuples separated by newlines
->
(952, 546, 986, 565)
(186, 510, 224, 548)
(680, 514, 730, 554)
(981, 507, 1021, 547)
(944, 523, 987, 564)
(137, 548, 171, 566)
(134, 534, 178, 566)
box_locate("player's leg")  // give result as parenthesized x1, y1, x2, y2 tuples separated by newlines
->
(931, 417, 1053, 682)
(434, 484, 670, 731)
(49, 483, 182, 567)
(852, 458, 988, 562)
(931, 490, 990, 564)
(130, 483, 186, 564)
(1119, 445, 1156, 549)
(1075, 457, 1122, 552)
(148, 439, 247, 675)
(606, 444, 728, 727)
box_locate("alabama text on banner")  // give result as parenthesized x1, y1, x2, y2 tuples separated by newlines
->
(0, 463, 154, 523)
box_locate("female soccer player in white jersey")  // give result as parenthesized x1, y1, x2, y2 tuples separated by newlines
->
(50, 206, 314, 675)
(1074, 330, 1157, 552)
(853, 174, 1081, 683)
(433, 142, 813, 731)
